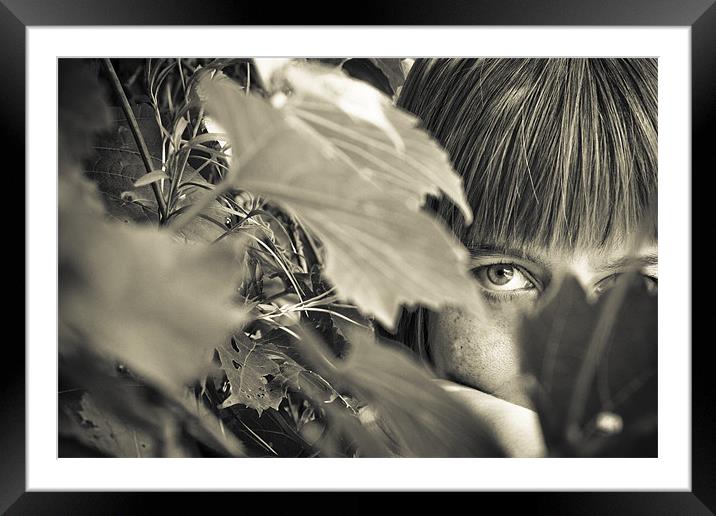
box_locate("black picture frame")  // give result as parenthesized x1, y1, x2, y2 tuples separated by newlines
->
(7, 1, 710, 513)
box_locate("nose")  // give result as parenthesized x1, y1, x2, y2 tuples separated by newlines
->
(550, 256, 596, 295)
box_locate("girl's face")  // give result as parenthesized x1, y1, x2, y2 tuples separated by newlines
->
(427, 240, 658, 408)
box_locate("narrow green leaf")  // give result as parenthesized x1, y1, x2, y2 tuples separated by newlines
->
(133, 169, 169, 187)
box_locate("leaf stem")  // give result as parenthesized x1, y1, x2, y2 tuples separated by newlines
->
(102, 58, 169, 222)
(167, 107, 204, 213)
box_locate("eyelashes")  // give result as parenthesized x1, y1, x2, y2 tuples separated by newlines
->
(471, 262, 540, 304)
(472, 264, 536, 290)
(594, 273, 658, 295)
(470, 261, 658, 305)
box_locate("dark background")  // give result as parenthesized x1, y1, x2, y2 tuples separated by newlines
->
(6, 0, 711, 513)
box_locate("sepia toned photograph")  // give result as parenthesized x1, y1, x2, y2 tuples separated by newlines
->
(58, 56, 658, 459)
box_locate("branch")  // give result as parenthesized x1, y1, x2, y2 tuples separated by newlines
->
(102, 59, 169, 222)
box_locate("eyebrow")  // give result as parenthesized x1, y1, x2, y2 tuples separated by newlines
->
(467, 243, 658, 274)
(466, 243, 552, 271)
(596, 252, 658, 273)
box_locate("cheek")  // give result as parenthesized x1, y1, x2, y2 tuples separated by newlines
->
(428, 303, 529, 405)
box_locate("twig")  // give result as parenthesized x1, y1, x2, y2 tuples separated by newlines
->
(102, 58, 169, 222)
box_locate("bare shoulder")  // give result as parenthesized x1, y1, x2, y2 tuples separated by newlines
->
(435, 379, 546, 458)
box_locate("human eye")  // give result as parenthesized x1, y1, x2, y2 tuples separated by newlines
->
(471, 263, 537, 296)
(594, 273, 658, 296)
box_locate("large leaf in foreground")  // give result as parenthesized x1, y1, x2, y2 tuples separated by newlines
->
(519, 274, 657, 457)
(59, 204, 246, 394)
(282, 64, 472, 221)
(60, 392, 156, 457)
(199, 74, 483, 328)
(291, 326, 502, 457)
(59, 60, 112, 166)
(59, 349, 247, 457)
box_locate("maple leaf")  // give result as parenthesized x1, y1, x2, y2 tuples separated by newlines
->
(217, 333, 284, 415)
(283, 63, 472, 221)
(197, 72, 484, 329)
(217, 326, 344, 420)
(519, 274, 657, 456)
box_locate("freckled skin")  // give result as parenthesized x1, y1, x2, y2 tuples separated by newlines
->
(429, 299, 534, 408)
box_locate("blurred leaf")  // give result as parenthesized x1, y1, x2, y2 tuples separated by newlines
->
(59, 59, 112, 166)
(519, 274, 657, 456)
(291, 326, 503, 457)
(400, 59, 415, 78)
(58, 59, 113, 216)
(309, 58, 410, 98)
(59, 162, 107, 218)
(310, 58, 349, 67)
(60, 392, 155, 457)
(198, 73, 483, 329)
(283, 63, 472, 221)
(283, 64, 402, 150)
(252, 58, 291, 89)
(59, 348, 247, 458)
(59, 206, 247, 395)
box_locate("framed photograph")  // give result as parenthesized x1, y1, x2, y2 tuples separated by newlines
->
(9, 0, 710, 513)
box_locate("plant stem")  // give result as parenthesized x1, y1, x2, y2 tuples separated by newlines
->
(102, 58, 169, 222)
(167, 107, 204, 213)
